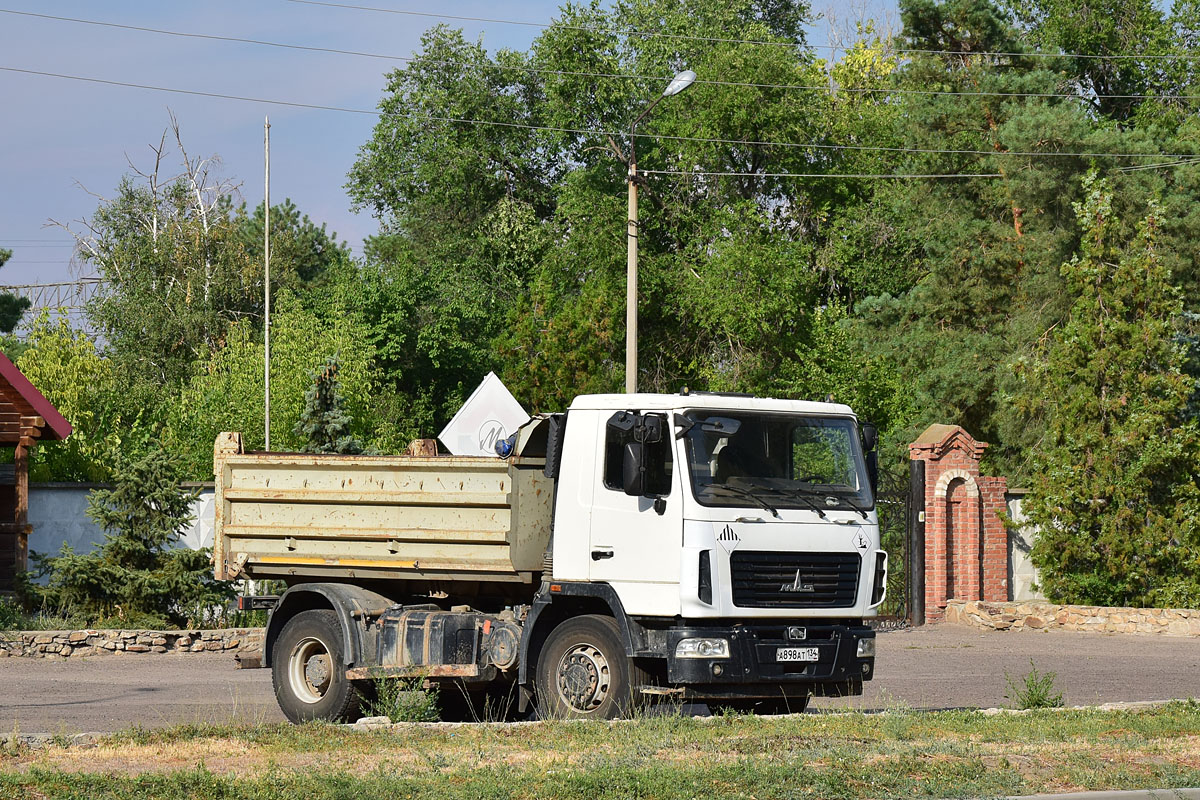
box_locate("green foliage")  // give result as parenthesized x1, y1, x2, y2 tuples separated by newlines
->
(1004, 659, 1065, 709)
(82, 176, 260, 390)
(367, 677, 441, 723)
(295, 356, 363, 454)
(16, 0, 1200, 606)
(1016, 175, 1200, 607)
(14, 312, 155, 482)
(0, 595, 21, 630)
(22, 448, 231, 627)
(234, 198, 352, 288)
(0, 247, 30, 334)
(162, 290, 388, 477)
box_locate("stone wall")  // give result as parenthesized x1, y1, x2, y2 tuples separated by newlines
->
(0, 627, 263, 658)
(945, 600, 1200, 636)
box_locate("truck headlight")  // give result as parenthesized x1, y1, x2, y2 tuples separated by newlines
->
(856, 637, 876, 658)
(675, 638, 730, 658)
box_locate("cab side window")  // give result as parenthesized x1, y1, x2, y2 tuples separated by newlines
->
(602, 412, 673, 495)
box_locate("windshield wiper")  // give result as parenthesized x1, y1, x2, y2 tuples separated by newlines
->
(760, 485, 828, 520)
(702, 484, 780, 519)
(780, 484, 868, 520)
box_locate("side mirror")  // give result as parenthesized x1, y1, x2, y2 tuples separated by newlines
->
(622, 441, 647, 496)
(861, 422, 878, 452)
(866, 450, 879, 496)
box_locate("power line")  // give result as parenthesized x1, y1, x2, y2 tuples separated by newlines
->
(7, 8, 1198, 102)
(4, 65, 1199, 162)
(0, 238, 73, 243)
(284, 0, 1200, 62)
(285, 0, 808, 49)
(640, 169, 1004, 179)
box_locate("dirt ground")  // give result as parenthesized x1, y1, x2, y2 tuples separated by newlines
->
(2, 622, 1197, 734)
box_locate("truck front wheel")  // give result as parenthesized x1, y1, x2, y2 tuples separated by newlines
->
(535, 614, 643, 720)
(272, 609, 364, 723)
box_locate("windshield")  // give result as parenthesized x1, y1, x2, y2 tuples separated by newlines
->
(682, 411, 873, 513)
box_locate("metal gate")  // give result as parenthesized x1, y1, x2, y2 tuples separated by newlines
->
(872, 460, 924, 627)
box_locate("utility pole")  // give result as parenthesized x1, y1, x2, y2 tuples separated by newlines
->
(264, 116, 272, 451)
(626, 159, 639, 395)
(624, 70, 695, 394)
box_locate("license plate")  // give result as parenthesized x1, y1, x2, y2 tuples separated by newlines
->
(776, 646, 819, 662)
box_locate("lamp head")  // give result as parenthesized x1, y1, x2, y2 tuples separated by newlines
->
(662, 69, 696, 97)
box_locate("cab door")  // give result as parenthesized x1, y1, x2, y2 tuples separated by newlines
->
(587, 411, 683, 595)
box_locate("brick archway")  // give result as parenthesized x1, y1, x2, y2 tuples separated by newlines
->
(909, 425, 1007, 622)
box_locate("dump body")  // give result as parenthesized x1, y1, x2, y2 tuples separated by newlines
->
(212, 432, 553, 585)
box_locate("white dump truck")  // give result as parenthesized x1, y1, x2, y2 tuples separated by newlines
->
(213, 391, 886, 721)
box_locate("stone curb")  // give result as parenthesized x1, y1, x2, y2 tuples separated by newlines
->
(0, 628, 264, 659)
(945, 601, 1200, 637)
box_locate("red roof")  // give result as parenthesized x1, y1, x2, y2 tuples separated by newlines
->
(0, 351, 73, 441)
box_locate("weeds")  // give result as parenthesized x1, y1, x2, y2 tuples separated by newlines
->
(367, 677, 440, 723)
(1005, 658, 1065, 709)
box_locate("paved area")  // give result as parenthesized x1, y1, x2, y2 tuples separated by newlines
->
(813, 623, 1200, 711)
(2, 624, 1198, 734)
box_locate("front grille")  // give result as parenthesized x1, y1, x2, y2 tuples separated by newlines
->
(730, 551, 861, 608)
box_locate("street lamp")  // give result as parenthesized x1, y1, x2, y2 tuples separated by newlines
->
(626, 69, 696, 394)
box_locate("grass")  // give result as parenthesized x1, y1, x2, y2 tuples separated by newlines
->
(2, 701, 1199, 799)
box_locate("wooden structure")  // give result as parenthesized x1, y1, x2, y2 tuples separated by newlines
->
(0, 353, 71, 592)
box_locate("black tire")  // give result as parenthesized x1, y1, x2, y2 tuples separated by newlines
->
(535, 615, 645, 720)
(708, 695, 810, 716)
(272, 609, 364, 723)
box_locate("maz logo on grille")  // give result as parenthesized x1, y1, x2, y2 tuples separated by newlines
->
(779, 569, 816, 593)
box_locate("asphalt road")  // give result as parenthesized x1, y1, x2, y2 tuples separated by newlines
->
(3, 624, 1198, 734)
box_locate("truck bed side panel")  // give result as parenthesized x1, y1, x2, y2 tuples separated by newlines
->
(213, 434, 551, 584)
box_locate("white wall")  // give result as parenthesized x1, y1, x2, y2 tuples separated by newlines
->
(27, 484, 216, 560)
(1005, 492, 1043, 602)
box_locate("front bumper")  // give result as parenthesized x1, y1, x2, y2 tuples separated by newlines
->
(662, 622, 874, 700)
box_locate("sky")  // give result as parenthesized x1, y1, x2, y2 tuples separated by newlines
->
(0, 1, 897, 292)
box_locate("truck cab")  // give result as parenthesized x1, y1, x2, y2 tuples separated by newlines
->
(527, 392, 884, 715)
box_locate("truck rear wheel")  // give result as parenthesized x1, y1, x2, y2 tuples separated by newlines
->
(535, 614, 644, 720)
(272, 609, 363, 723)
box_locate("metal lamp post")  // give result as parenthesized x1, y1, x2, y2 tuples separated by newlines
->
(626, 69, 696, 394)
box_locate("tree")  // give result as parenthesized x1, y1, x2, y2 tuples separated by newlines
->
(295, 356, 363, 454)
(1016, 174, 1200, 608)
(65, 120, 257, 391)
(0, 247, 31, 333)
(234, 198, 352, 289)
(15, 312, 160, 481)
(162, 290, 387, 477)
(23, 448, 230, 627)
(1005, 0, 1188, 122)
(349, 0, 906, 421)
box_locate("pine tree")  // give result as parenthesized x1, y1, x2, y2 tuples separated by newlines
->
(294, 356, 363, 454)
(1017, 174, 1200, 608)
(24, 448, 229, 626)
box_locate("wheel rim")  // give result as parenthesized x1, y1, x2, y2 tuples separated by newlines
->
(555, 641, 612, 713)
(289, 636, 333, 704)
